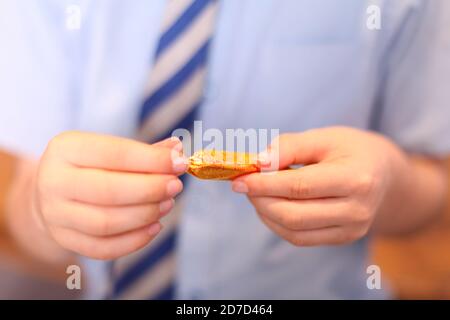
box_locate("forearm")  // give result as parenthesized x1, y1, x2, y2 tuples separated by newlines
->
(3, 155, 75, 266)
(373, 148, 448, 235)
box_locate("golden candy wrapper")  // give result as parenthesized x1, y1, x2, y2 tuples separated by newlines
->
(187, 150, 260, 180)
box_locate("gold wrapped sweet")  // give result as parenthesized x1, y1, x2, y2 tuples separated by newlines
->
(187, 150, 260, 180)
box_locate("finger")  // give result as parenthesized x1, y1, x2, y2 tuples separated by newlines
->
(259, 215, 352, 246)
(233, 163, 354, 199)
(249, 196, 354, 230)
(153, 136, 182, 149)
(267, 131, 331, 169)
(50, 223, 162, 260)
(56, 167, 183, 205)
(50, 132, 186, 174)
(47, 199, 174, 236)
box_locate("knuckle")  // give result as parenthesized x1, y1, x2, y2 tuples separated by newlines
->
(49, 227, 73, 251)
(93, 244, 117, 260)
(135, 184, 156, 203)
(277, 134, 290, 145)
(37, 197, 56, 222)
(124, 205, 158, 228)
(335, 229, 354, 245)
(244, 176, 256, 191)
(355, 173, 377, 195)
(290, 234, 306, 247)
(37, 170, 61, 195)
(139, 185, 158, 203)
(270, 133, 289, 151)
(99, 175, 120, 203)
(93, 233, 151, 260)
(281, 213, 303, 230)
(47, 131, 74, 153)
(353, 206, 372, 225)
(354, 225, 370, 239)
(254, 204, 268, 219)
(143, 178, 170, 202)
(109, 140, 129, 167)
(140, 206, 159, 224)
(293, 214, 305, 229)
(290, 178, 310, 199)
(338, 227, 368, 245)
(47, 134, 64, 151)
(93, 213, 114, 236)
(129, 235, 152, 253)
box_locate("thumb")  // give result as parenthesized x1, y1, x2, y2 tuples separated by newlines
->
(152, 136, 182, 149)
(265, 131, 331, 170)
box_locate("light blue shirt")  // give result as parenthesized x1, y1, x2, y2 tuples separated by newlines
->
(1, 0, 449, 299)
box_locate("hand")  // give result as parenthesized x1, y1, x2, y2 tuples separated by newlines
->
(232, 127, 403, 246)
(33, 132, 187, 260)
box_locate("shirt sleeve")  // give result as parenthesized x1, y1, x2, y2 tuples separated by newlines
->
(0, 0, 77, 158)
(376, 0, 450, 157)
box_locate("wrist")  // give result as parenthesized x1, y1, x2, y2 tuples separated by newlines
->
(369, 132, 409, 206)
(372, 133, 448, 234)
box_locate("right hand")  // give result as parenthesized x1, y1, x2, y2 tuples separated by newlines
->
(33, 131, 187, 260)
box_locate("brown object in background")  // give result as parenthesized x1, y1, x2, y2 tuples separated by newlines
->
(372, 160, 450, 299)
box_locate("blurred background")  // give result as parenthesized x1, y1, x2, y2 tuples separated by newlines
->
(0, 150, 449, 299)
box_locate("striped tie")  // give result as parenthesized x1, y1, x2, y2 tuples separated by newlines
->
(108, 0, 219, 300)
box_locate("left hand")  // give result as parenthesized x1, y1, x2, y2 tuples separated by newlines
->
(231, 127, 403, 246)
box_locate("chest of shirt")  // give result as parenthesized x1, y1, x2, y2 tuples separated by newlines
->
(73, 0, 400, 137)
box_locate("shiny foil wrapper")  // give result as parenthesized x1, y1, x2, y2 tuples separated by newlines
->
(187, 150, 260, 180)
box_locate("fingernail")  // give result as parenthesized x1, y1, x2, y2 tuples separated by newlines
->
(172, 155, 188, 173)
(167, 179, 183, 197)
(168, 136, 182, 152)
(173, 141, 183, 152)
(159, 199, 174, 216)
(148, 222, 162, 236)
(232, 181, 249, 193)
(257, 152, 271, 165)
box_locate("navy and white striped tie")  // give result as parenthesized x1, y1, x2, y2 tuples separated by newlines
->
(109, 0, 219, 300)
